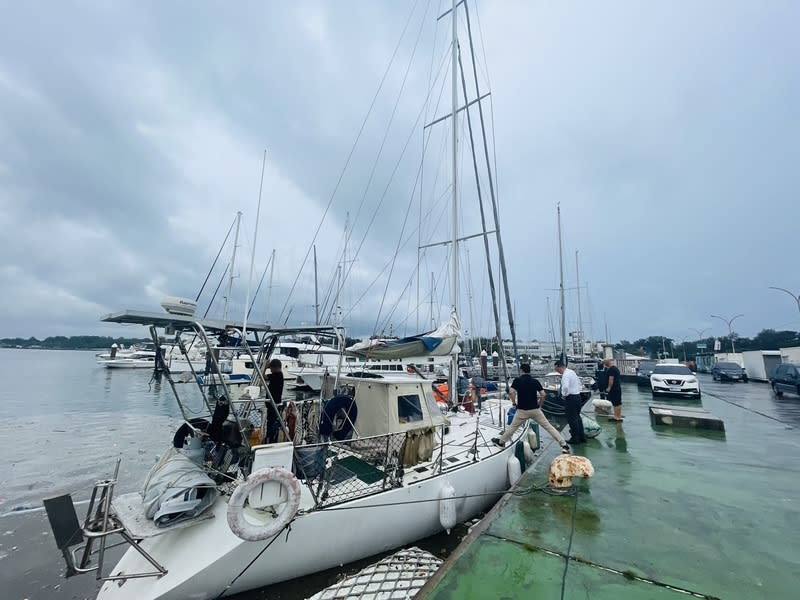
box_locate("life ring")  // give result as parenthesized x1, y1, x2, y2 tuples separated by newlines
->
(319, 395, 358, 441)
(227, 467, 301, 542)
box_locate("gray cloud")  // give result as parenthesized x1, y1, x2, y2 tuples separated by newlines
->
(1, 0, 798, 344)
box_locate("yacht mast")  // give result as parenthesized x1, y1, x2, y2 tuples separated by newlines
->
(224, 210, 242, 320)
(265, 249, 275, 324)
(243, 151, 267, 337)
(450, 0, 459, 406)
(450, 0, 458, 313)
(575, 250, 583, 357)
(557, 204, 567, 364)
(463, 0, 519, 371)
(313, 245, 319, 326)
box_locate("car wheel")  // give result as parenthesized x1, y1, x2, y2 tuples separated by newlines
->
(773, 383, 783, 396)
(742, 377, 748, 383)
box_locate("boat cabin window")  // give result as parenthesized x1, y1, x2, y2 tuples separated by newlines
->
(397, 394, 423, 424)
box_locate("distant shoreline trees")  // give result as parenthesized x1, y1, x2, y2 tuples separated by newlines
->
(0, 336, 150, 350)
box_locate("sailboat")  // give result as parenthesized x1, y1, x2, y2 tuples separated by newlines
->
(42, 5, 535, 600)
(539, 205, 593, 422)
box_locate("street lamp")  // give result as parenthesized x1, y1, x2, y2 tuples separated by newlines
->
(689, 327, 710, 341)
(769, 286, 800, 314)
(710, 314, 744, 353)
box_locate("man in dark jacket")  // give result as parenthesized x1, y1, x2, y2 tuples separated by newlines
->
(265, 358, 284, 443)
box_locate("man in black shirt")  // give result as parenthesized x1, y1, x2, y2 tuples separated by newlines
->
(265, 358, 285, 443)
(603, 358, 623, 421)
(492, 363, 570, 453)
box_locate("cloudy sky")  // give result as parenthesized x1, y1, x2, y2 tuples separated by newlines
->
(1, 0, 798, 345)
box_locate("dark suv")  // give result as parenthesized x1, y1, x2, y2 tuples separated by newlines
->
(770, 363, 800, 397)
(636, 360, 658, 387)
(712, 361, 748, 382)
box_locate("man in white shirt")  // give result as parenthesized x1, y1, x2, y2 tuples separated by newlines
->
(555, 360, 586, 444)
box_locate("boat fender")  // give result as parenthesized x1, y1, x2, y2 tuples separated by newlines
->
(227, 467, 301, 541)
(439, 482, 457, 534)
(581, 414, 602, 439)
(507, 455, 522, 486)
(527, 429, 539, 451)
(522, 439, 535, 464)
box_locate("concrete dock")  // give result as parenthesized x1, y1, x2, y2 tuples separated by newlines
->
(418, 377, 800, 599)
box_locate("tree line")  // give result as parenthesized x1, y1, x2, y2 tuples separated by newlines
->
(615, 329, 800, 358)
(0, 336, 150, 350)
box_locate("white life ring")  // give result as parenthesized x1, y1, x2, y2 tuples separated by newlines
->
(227, 467, 302, 541)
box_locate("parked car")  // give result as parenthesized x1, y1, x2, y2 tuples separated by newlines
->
(636, 360, 659, 387)
(650, 363, 701, 398)
(712, 361, 748, 382)
(770, 363, 800, 397)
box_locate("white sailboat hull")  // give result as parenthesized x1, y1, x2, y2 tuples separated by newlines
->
(98, 445, 513, 599)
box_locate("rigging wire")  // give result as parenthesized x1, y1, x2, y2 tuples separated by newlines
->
(196, 216, 237, 303)
(276, 0, 425, 325)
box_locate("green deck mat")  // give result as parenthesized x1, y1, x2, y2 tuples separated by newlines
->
(336, 455, 384, 484)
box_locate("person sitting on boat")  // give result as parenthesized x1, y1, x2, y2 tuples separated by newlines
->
(492, 363, 570, 453)
(265, 358, 284, 443)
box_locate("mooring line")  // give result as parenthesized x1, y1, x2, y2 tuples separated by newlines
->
(703, 389, 793, 427)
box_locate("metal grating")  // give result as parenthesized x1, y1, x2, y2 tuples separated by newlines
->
(307, 546, 443, 600)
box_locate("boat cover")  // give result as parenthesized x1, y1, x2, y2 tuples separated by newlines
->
(141, 447, 218, 528)
(346, 311, 461, 359)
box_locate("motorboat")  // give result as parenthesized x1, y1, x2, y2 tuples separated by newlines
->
(539, 371, 594, 424)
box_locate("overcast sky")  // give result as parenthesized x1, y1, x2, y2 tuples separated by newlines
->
(1, 0, 798, 344)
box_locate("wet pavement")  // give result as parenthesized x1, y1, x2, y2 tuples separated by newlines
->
(4, 374, 800, 599)
(419, 376, 800, 600)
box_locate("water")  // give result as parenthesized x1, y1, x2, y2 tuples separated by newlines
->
(0, 349, 467, 600)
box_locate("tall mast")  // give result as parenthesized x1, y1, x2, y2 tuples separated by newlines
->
(449, 0, 459, 406)
(557, 204, 567, 363)
(243, 151, 267, 337)
(450, 0, 458, 314)
(224, 210, 242, 320)
(313, 245, 319, 326)
(575, 250, 583, 356)
(463, 0, 519, 370)
(265, 249, 275, 323)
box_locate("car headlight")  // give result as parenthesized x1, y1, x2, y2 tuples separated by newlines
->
(651, 376, 663, 382)
(686, 377, 697, 383)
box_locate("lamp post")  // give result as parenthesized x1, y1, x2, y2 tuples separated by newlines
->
(710, 314, 744, 353)
(678, 336, 688, 362)
(769, 286, 800, 314)
(690, 327, 710, 341)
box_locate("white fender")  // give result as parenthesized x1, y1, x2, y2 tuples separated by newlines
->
(581, 414, 602, 438)
(527, 429, 538, 451)
(438, 481, 457, 534)
(227, 467, 301, 542)
(507, 455, 522, 486)
(523, 439, 535, 464)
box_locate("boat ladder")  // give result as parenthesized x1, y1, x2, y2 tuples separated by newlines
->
(43, 462, 167, 582)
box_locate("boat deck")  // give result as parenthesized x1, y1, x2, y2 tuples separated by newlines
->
(417, 376, 800, 599)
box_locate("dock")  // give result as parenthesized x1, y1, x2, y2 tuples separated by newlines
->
(417, 379, 800, 599)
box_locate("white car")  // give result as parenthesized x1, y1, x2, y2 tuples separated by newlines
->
(650, 363, 701, 398)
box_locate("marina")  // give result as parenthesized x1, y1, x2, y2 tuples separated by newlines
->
(3, 350, 799, 599)
(1, 1, 799, 599)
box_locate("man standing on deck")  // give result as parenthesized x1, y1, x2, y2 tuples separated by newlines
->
(603, 358, 623, 421)
(265, 358, 284, 443)
(555, 360, 586, 445)
(492, 363, 570, 453)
